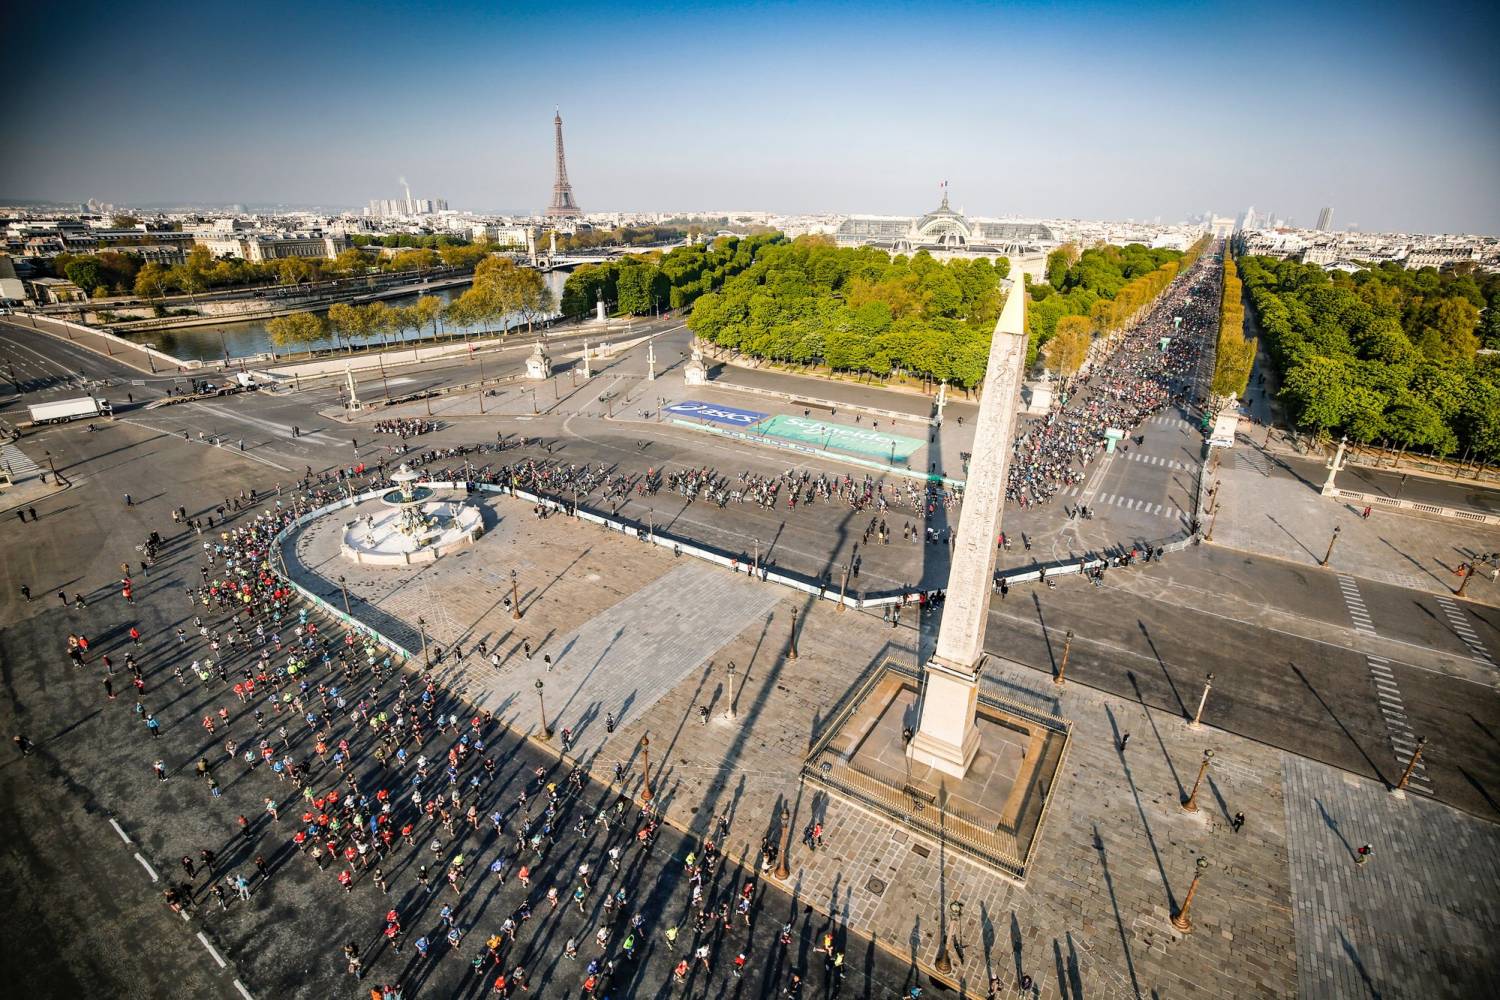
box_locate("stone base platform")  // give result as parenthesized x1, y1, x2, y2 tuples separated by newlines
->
(802, 656, 1070, 881)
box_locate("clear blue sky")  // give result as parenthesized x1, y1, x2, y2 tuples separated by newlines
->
(3, 0, 1497, 233)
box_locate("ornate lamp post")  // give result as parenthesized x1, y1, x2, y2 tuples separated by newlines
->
(1055, 629, 1073, 685)
(534, 679, 552, 739)
(511, 569, 522, 620)
(1393, 736, 1427, 794)
(336, 575, 351, 616)
(774, 803, 791, 880)
(417, 616, 429, 666)
(1190, 672, 1214, 729)
(1320, 524, 1342, 567)
(787, 607, 799, 660)
(1171, 857, 1211, 931)
(1182, 749, 1215, 812)
(639, 735, 652, 802)
(725, 661, 737, 720)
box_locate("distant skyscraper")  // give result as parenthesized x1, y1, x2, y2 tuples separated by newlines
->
(546, 109, 582, 219)
(1316, 206, 1334, 231)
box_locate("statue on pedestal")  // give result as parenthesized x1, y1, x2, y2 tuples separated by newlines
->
(525, 341, 552, 381)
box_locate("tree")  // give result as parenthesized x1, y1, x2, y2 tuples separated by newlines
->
(331, 247, 375, 276)
(327, 302, 369, 353)
(440, 243, 491, 269)
(1044, 315, 1092, 374)
(64, 259, 105, 295)
(412, 296, 444, 342)
(266, 312, 326, 357)
(1045, 243, 1079, 290)
(388, 248, 439, 273)
(364, 302, 396, 347)
(134, 262, 174, 299)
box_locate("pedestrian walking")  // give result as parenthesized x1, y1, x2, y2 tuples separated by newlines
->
(153, 759, 168, 781)
(1356, 844, 1373, 866)
(1231, 811, 1245, 833)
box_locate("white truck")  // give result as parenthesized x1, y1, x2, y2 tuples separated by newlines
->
(28, 396, 107, 424)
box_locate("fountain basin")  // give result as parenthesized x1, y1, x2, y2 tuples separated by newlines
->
(340, 500, 483, 566)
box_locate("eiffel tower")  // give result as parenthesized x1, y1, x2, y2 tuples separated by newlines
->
(545, 108, 582, 219)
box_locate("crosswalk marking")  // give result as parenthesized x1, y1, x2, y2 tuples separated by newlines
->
(0, 442, 42, 481)
(1435, 594, 1495, 666)
(1336, 575, 1377, 637)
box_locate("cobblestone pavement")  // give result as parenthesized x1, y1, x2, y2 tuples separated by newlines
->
(1281, 754, 1500, 999)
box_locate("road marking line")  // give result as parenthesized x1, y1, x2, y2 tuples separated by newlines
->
(109, 818, 132, 844)
(197, 932, 227, 969)
(135, 853, 159, 882)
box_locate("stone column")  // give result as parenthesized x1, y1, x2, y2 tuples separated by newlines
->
(908, 277, 1027, 778)
(1321, 435, 1348, 496)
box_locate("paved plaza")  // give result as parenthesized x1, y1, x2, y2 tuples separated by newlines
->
(280, 484, 1500, 998)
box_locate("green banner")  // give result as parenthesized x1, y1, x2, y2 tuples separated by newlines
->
(755, 414, 924, 460)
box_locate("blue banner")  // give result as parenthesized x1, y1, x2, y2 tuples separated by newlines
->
(664, 400, 769, 427)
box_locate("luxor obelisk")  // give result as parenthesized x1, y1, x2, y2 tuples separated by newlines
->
(907, 275, 1028, 778)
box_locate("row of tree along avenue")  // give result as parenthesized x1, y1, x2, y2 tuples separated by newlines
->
(560, 233, 784, 319)
(266, 259, 554, 355)
(1209, 254, 1255, 402)
(1242, 255, 1500, 458)
(682, 235, 1205, 388)
(53, 239, 492, 303)
(1036, 238, 1207, 377)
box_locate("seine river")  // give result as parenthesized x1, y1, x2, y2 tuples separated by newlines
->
(126, 270, 569, 361)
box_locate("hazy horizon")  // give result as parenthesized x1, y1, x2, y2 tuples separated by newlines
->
(3, 0, 1497, 233)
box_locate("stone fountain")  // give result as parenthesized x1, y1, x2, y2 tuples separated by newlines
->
(340, 464, 483, 566)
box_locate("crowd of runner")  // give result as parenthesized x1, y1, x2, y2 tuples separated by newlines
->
(68, 482, 869, 999)
(1006, 254, 1219, 509)
(373, 418, 442, 439)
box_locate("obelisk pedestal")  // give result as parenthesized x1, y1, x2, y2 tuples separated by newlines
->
(908, 276, 1028, 779)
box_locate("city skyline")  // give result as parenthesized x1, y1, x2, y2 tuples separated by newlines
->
(3, 0, 1497, 233)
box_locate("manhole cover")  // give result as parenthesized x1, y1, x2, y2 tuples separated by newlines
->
(865, 877, 886, 895)
(911, 844, 931, 859)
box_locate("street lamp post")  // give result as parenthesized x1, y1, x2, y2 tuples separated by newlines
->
(1320, 525, 1342, 567)
(1055, 629, 1074, 685)
(417, 616, 429, 666)
(725, 661, 737, 720)
(337, 575, 351, 616)
(534, 679, 552, 739)
(752, 537, 760, 580)
(787, 607, 799, 660)
(1171, 857, 1211, 931)
(838, 562, 849, 611)
(1393, 736, 1428, 795)
(1190, 672, 1214, 728)
(774, 804, 791, 880)
(639, 735, 652, 801)
(1206, 501, 1220, 542)
(1182, 749, 1215, 812)
(510, 569, 522, 620)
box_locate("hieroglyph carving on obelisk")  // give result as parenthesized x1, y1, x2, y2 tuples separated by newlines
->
(907, 276, 1028, 778)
